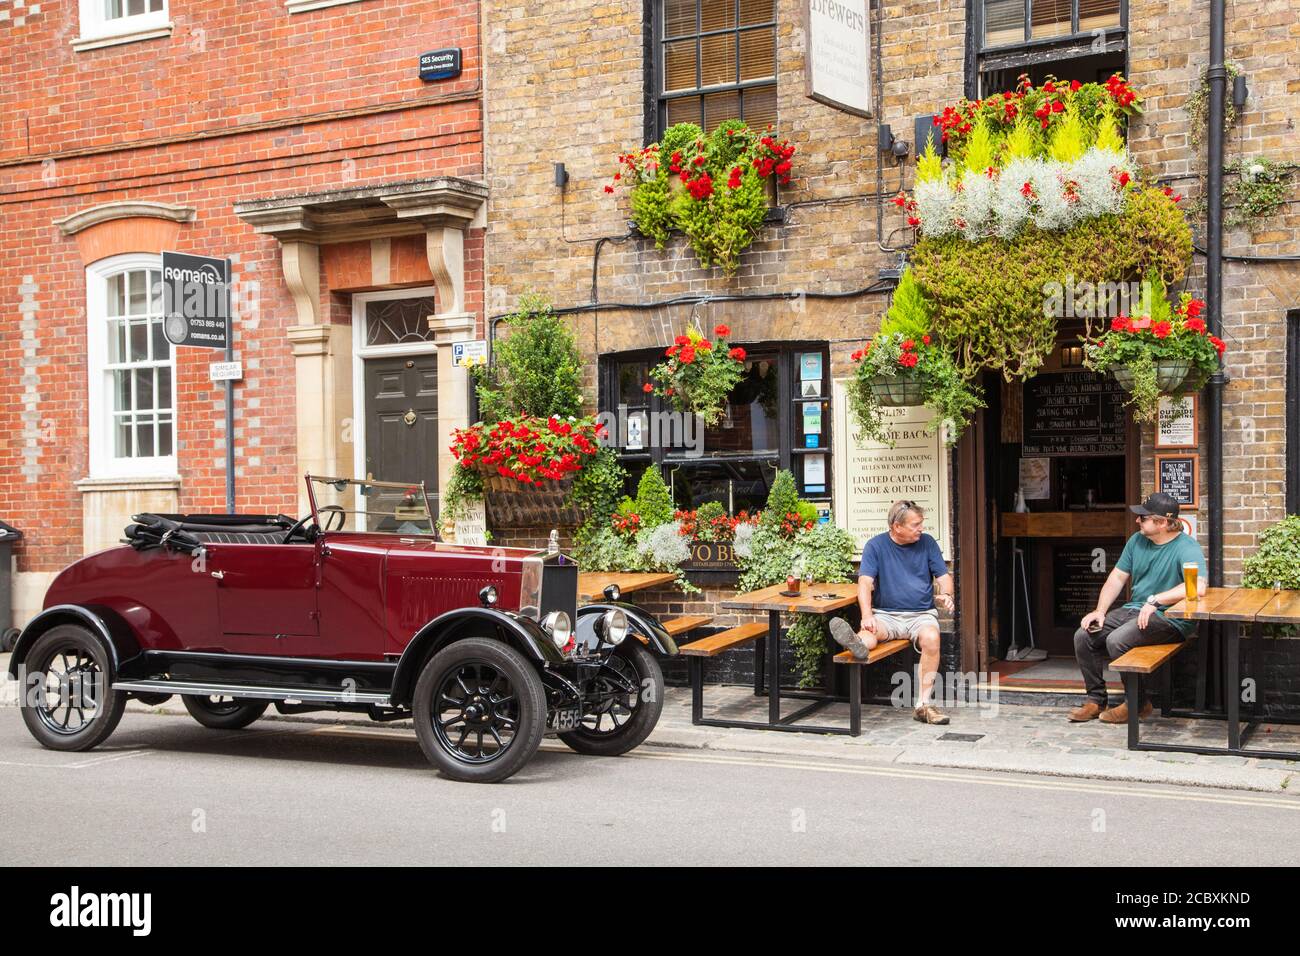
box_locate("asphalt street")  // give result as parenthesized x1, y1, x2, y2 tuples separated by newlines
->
(3, 709, 1299, 866)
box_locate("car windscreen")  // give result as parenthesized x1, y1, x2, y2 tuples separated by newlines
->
(307, 477, 436, 535)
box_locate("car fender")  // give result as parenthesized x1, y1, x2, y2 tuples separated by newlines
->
(389, 607, 563, 708)
(7, 604, 140, 680)
(578, 602, 679, 656)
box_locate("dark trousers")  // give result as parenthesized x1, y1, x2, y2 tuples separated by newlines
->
(1073, 606, 1184, 706)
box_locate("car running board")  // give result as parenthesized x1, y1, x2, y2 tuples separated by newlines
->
(112, 679, 392, 707)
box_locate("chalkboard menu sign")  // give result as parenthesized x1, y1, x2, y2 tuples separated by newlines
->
(1022, 371, 1126, 456)
(1156, 453, 1199, 507)
(1054, 544, 1124, 628)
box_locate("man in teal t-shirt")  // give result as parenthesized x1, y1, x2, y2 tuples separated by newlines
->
(1068, 493, 1207, 725)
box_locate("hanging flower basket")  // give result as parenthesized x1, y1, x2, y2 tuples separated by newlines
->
(868, 373, 927, 407)
(647, 323, 747, 425)
(1109, 358, 1192, 394)
(1084, 275, 1225, 423)
(482, 474, 582, 528)
(449, 414, 605, 529)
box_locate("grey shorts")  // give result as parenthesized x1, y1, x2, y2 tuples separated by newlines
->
(872, 609, 940, 652)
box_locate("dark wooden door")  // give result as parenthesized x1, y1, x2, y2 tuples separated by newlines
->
(364, 354, 439, 502)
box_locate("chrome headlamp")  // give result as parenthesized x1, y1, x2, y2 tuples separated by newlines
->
(599, 608, 629, 646)
(541, 610, 573, 652)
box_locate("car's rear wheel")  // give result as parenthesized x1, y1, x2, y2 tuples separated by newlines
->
(182, 695, 269, 730)
(18, 625, 127, 752)
(413, 637, 545, 783)
(559, 640, 663, 756)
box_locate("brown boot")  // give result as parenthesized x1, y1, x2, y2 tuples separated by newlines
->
(1100, 700, 1154, 724)
(1067, 700, 1105, 722)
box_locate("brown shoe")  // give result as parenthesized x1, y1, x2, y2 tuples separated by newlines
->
(1067, 700, 1105, 722)
(913, 705, 950, 725)
(1100, 700, 1154, 724)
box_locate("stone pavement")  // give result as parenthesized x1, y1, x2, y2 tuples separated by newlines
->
(3, 652, 1297, 795)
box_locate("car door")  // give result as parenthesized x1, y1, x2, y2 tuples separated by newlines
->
(205, 540, 320, 654)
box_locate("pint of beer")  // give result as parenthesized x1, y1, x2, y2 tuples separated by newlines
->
(1183, 562, 1199, 599)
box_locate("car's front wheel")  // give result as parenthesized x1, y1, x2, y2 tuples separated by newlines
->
(18, 625, 127, 752)
(182, 695, 269, 730)
(559, 640, 664, 757)
(413, 637, 545, 783)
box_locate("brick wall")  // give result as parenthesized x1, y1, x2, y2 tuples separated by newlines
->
(0, 0, 484, 574)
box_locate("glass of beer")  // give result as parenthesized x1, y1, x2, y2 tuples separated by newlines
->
(1183, 562, 1199, 599)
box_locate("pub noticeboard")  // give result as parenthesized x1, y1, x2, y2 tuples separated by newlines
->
(1022, 370, 1126, 457)
(1053, 543, 1124, 628)
(1156, 453, 1200, 508)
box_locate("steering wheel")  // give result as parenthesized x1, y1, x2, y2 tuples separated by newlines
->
(282, 505, 346, 543)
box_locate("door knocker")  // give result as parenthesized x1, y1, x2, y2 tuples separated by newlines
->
(403, 409, 417, 427)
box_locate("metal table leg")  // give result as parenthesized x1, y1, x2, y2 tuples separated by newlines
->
(753, 631, 766, 697)
(1195, 624, 1209, 712)
(767, 609, 780, 724)
(1252, 619, 1263, 718)
(1226, 622, 1241, 751)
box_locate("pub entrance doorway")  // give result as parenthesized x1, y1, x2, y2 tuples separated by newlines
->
(958, 333, 1140, 693)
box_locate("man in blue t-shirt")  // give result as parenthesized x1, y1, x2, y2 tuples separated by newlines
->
(829, 500, 954, 724)
(1069, 492, 1207, 724)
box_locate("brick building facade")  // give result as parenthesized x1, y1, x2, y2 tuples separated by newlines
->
(480, 1, 1300, 695)
(1, 0, 487, 627)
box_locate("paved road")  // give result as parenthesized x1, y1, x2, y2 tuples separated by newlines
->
(3, 710, 1299, 866)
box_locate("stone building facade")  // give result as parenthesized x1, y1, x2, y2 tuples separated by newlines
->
(1, 0, 487, 628)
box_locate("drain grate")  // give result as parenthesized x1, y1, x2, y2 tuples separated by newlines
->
(936, 732, 984, 742)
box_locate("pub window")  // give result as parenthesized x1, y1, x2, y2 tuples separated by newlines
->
(977, 0, 1126, 94)
(86, 254, 177, 479)
(599, 342, 831, 513)
(656, 0, 778, 137)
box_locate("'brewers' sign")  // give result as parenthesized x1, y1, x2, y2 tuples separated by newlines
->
(804, 0, 871, 117)
(161, 252, 230, 349)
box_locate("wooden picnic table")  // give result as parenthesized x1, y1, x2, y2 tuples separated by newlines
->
(1158, 586, 1300, 758)
(577, 571, 678, 602)
(712, 581, 862, 734)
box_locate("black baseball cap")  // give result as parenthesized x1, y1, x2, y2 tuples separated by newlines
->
(1131, 492, 1180, 519)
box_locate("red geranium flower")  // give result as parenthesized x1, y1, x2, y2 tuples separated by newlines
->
(728, 347, 746, 362)
(1152, 320, 1172, 339)
(1184, 316, 1207, 334)
(922, 334, 932, 345)
(902, 339, 915, 351)
(642, 382, 653, 393)
(679, 346, 696, 364)
(899, 352, 919, 368)
(714, 324, 730, 337)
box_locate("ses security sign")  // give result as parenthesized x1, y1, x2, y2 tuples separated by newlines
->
(161, 251, 231, 349)
(452, 340, 488, 368)
(419, 48, 462, 82)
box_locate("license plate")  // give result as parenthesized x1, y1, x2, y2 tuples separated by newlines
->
(551, 706, 581, 732)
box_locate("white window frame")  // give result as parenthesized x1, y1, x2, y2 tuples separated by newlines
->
(286, 0, 374, 13)
(86, 253, 179, 480)
(74, 0, 173, 52)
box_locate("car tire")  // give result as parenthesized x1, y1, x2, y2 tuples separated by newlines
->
(559, 640, 664, 757)
(413, 637, 545, 784)
(182, 695, 270, 730)
(18, 624, 127, 752)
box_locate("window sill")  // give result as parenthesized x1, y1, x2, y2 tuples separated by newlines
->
(76, 475, 182, 494)
(286, 0, 372, 13)
(72, 22, 174, 53)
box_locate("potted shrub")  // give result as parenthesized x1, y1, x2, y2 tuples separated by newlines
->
(845, 270, 984, 445)
(646, 323, 747, 425)
(1083, 272, 1225, 422)
(605, 120, 796, 276)
(445, 294, 602, 528)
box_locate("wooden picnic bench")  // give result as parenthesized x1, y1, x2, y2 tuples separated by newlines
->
(834, 639, 911, 736)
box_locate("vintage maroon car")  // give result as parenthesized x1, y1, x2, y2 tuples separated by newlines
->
(9, 475, 676, 783)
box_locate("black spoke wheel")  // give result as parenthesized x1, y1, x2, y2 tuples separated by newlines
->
(559, 640, 664, 757)
(182, 694, 269, 730)
(18, 625, 126, 752)
(414, 637, 545, 783)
